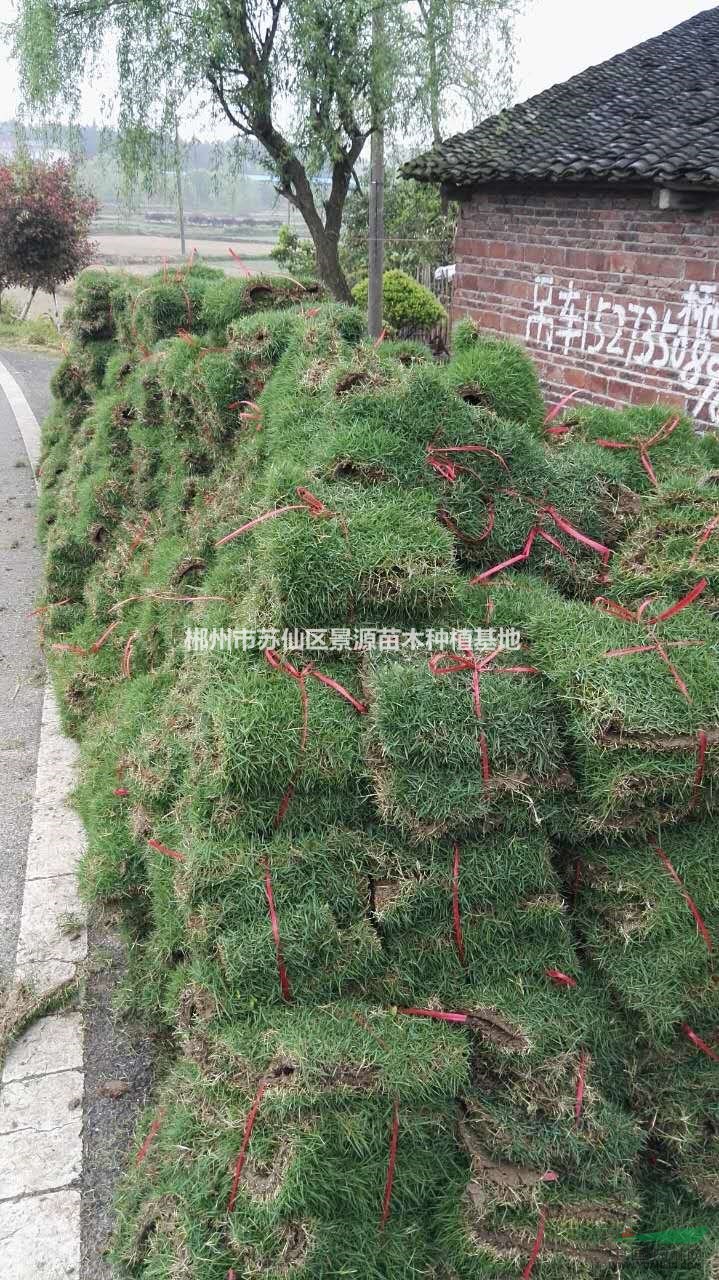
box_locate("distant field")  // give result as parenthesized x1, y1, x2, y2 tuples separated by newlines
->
(92, 232, 277, 271)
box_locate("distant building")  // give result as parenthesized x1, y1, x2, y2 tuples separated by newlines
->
(403, 8, 719, 425)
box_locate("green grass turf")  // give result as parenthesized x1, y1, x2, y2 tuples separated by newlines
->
(38, 267, 719, 1278)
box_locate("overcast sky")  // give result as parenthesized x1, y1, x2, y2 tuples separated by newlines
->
(0, 0, 715, 128)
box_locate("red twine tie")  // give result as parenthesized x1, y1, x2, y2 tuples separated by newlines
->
(379, 1101, 400, 1231)
(398, 1007, 469, 1024)
(690, 514, 719, 566)
(522, 1210, 546, 1279)
(452, 843, 466, 965)
(262, 857, 292, 1002)
(681, 1024, 719, 1062)
(215, 487, 346, 547)
(545, 969, 577, 989)
(596, 579, 708, 703)
(469, 492, 611, 585)
(227, 1082, 267, 1212)
(27, 598, 72, 617)
(595, 415, 680, 489)
(135, 1109, 164, 1167)
(51, 619, 120, 658)
(147, 838, 186, 863)
(575, 1051, 587, 1124)
(264, 649, 368, 828)
(426, 441, 512, 483)
(651, 841, 713, 953)
(227, 399, 263, 430)
(121, 631, 138, 679)
(428, 443, 509, 545)
(544, 390, 578, 427)
(429, 645, 540, 782)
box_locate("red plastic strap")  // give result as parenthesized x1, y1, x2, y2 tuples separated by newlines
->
(398, 1007, 469, 1024)
(545, 969, 577, 989)
(648, 578, 708, 623)
(228, 246, 252, 275)
(27, 598, 72, 617)
(264, 649, 367, 827)
(135, 1110, 164, 1167)
(121, 631, 138, 679)
(651, 841, 713, 954)
(379, 1100, 400, 1231)
(215, 487, 342, 547)
(262, 857, 292, 1002)
(603, 640, 693, 702)
(469, 527, 537, 584)
(681, 1024, 719, 1062)
(437, 501, 495, 547)
(691, 730, 709, 811)
(146, 838, 186, 863)
(575, 1051, 587, 1123)
(469, 509, 597, 584)
(690, 514, 719, 566)
(542, 389, 575, 424)
(90, 620, 120, 653)
(522, 1210, 546, 1279)
(597, 580, 707, 701)
(427, 442, 512, 477)
(452, 844, 466, 965)
(227, 1082, 268, 1212)
(429, 646, 540, 781)
(595, 415, 680, 489)
(541, 505, 612, 564)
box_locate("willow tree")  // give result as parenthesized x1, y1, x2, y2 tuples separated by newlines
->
(11, 0, 520, 300)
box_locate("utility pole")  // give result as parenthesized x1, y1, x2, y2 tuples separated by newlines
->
(173, 115, 186, 258)
(367, 0, 385, 338)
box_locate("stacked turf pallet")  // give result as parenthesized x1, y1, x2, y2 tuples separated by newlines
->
(37, 279, 719, 1278)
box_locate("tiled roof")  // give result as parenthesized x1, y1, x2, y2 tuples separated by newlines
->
(402, 7, 719, 190)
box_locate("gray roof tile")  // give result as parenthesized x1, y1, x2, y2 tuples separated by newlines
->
(402, 7, 719, 189)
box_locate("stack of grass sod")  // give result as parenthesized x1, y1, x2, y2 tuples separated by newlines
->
(37, 266, 719, 1278)
(479, 573, 719, 836)
(575, 821, 719, 1203)
(610, 475, 719, 610)
(105, 827, 643, 1279)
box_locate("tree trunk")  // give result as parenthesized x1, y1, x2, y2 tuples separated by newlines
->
(21, 287, 37, 322)
(310, 229, 352, 302)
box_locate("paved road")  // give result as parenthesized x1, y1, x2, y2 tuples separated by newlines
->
(0, 347, 58, 981)
(0, 347, 156, 1279)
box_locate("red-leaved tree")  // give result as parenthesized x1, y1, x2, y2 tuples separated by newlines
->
(0, 159, 98, 319)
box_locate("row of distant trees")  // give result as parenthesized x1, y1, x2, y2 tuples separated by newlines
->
(0, 159, 97, 318)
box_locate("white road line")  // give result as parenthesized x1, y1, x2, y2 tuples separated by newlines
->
(0, 356, 85, 1279)
(0, 360, 42, 487)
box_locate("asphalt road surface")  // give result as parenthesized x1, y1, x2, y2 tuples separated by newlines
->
(0, 347, 156, 1278)
(0, 347, 58, 981)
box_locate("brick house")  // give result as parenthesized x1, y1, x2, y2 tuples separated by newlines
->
(403, 7, 719, 425)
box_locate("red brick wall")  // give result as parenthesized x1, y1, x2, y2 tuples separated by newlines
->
(454, 185, 719, 425)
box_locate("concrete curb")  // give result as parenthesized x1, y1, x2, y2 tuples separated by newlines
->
(0, 357, 86, 1279)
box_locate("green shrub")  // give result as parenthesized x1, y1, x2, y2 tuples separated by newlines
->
(352, 268, 446, 330)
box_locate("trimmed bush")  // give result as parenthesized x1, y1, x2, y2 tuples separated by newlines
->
(352, 268, 446, 329)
